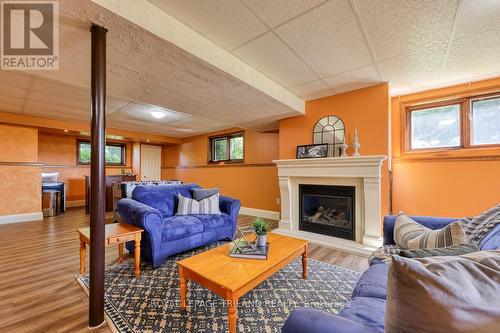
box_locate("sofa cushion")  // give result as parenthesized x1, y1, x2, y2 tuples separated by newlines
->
(480, 224, 500, 250)
(352, 264, 389, 299)
(191, 188, 219, 201)
(461, 203, 500, 244)
(385, 250, 500, 333)
(394, 214, 431, 248)
(339, 297, 386, 333)
(407, 221, 467, 249)
(190, 213, 230, 230)
(132, 184, 200, 217)
(161, 215, 205, 242)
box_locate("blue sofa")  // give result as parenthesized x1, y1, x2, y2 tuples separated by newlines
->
(117, 184, 240, 268)
(282, 215, 500, 333)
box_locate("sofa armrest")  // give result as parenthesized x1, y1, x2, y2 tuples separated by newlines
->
(219, 195, 240, 236)
(282, 307, 379, 333)
(383, 215, 459, 245)
(117, 198, 163, 264)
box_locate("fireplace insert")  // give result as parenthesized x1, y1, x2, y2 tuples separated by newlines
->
(299, 184, 355, 240)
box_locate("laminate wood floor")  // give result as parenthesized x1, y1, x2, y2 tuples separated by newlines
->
(0, 208, 368, 333)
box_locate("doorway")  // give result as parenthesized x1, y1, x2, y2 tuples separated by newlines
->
(140, 145, 161, 181)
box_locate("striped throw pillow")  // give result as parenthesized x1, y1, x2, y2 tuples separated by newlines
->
(407, 221, 467, 249)
(460, 203, 500, 244)
(394, 214, 431, 248)
(176, 193, 221, 215)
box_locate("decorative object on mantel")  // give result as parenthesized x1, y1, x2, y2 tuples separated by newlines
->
(296, 143, 328, 159)
(339, 142, 349, 157)
(352, 128, 361, 157)
(313, 115, 345, 157)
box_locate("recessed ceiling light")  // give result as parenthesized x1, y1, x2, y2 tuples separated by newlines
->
(150, 110, 166, 119)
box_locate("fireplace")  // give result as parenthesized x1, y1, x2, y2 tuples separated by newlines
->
(299, 184, 355, 241)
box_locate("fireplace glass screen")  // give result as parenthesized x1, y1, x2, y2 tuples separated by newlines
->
(299, 184, 355, 240)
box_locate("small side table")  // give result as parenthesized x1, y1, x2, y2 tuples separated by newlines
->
(78, 223, 144, 277)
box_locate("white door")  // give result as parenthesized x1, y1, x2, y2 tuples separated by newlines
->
(140, 145, 161, 181)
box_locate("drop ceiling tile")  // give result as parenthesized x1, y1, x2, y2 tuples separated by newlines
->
(443, 27, 500, 83)
(233, 32, 318, 87)
(245, 0, 326, 28)
(27, 91, 89, 111)
(0, 102, 23, 114)
(288, 79, 334, 101)
(324, 65, 381, 94)
(0, 85, 28, 99)
(30, 78, 89, 102)
(275, 0, 372, 77)
(378, 44, 447, 94)
(107, 97, 132, 115)
(0, 94, 25, 106)
(23, 100, 90, 118)
(0, 71, 33, 89)
(354, 0, 458, 61)
(453, 0, 500, 40)
(113, 102, 188, 124)
(150, 0, 268, 50)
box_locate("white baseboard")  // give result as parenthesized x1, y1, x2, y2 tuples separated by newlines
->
(67, 200, 85, 208)
(0, 211, 43, 225)
(239, 207, 280, 220)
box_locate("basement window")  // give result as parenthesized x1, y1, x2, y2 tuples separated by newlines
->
(470, 95, 500, 146)
(77, 140, 126, 166)
(209, 133, 244, 163)
(405, 92, 500, 153)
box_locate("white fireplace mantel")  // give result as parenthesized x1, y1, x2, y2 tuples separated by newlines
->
(273, 155, 387, 256)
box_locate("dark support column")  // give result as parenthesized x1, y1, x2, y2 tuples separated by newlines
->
(89, 24, 107, 328)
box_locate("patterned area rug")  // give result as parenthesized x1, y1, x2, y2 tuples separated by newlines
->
(77, 242, 361, 333)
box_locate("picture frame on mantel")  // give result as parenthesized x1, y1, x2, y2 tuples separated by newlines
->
(296, 144, 328, 159)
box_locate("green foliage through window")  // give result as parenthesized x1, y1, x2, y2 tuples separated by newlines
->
(78, 141, 125, 165)
(210, 133, 244, 162)
(410, 105, 460, 149)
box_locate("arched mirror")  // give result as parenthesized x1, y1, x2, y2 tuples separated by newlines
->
(313, 116, 345, 157)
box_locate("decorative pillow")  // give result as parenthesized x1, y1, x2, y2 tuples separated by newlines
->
(407, 221, 467, 249)
(460, 203, 500, 244)
(394, 214, 430, 248)
(385, 250, 500, 333)
(369, 244, 403, 265)
(176, 194, 221, 215)
(399, 243, 479, 258)
(191, 188, 219, 201)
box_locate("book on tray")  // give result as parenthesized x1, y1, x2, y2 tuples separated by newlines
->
(229, 241, 269, 260)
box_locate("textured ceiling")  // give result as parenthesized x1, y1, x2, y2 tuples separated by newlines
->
(150, 0, 500, 99)
(0, 0, 304, 137)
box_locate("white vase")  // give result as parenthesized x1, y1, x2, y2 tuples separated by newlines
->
(352, 128, 361, 157)
(257, 234, 267, 247)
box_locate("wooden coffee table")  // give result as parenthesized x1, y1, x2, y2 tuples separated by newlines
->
(77, 223, 143, 277)
(177, 233, 308, 333)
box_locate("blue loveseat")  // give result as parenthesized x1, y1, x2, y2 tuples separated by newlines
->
(282, 215, 500, 333)
(117, 184, 240, 268)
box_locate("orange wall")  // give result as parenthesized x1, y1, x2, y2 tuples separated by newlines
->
(38, 132, 133, 202)
(162, 129, 281, 211)
(392, 77, 500, 217)
(279, 83, 391, 217)
(0, 124, 41, 216)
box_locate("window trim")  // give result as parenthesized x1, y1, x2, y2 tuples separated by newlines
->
(77, 139, 127, 166)
(403, 91, 500, 158)
(208, 132, 244, 164)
